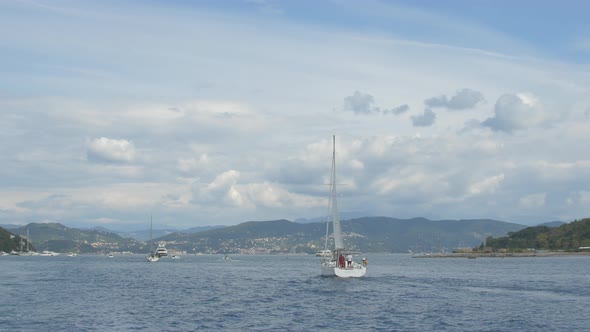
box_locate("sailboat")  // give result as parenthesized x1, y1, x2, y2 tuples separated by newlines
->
(20, 228, 39, 256)
(320, 136, 367, 278)
(147, 215, 159, 262)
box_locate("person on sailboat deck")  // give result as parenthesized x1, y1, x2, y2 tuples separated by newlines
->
(362, 257, 368, 266)
(339, 254, 345, 268)
(346, 254, 353, 268)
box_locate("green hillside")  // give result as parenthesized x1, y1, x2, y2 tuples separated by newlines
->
(484, 218, 590, 251)
(0, 227, 32, 253)
(12, 223, 144, 253)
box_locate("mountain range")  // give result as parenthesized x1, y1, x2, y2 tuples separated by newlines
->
(1, 217, 561, 254)
(158, 217, 526, 254)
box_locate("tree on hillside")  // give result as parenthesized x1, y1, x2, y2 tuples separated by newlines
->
(484, 218, 590, 251)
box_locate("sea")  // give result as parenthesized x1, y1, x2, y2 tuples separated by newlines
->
(1, 254, 589, 331)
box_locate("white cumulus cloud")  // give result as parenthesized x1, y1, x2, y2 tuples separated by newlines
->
(87, 137, 136, 163)
(482, 93, 559, 132)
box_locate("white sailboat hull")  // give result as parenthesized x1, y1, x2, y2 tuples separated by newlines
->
(147, 255, 159, 262)
(321, 260, 367, 278)
(40, 251, 60, 256)
(336, 264, 366, 278)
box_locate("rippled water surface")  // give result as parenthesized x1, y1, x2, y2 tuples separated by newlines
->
(1, 254, 589, 331)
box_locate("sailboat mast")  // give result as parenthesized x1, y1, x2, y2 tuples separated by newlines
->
(332, 135, 344, 250)
(323, 197, 330, 251)
(150, 214, 153, 254)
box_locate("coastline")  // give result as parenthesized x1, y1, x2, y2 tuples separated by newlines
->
(412, 251, 590, 258)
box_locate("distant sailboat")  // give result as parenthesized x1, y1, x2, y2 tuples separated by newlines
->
(147, 215, 159, 262)
(20, 228, 39, 256)
(320, 136, 367, 278)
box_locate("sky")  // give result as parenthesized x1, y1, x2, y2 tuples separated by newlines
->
(1, 0, 589, 229)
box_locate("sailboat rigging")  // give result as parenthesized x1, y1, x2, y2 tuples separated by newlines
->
(147, 215, 159, 262)
(320, 136, 367, 278)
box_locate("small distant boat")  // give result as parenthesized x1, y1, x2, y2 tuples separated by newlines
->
(40, 250, 60, 256)
(320, 136, 367, 278)
(315, 249, 331, 257)
(171, 255, 180, 260)
(147, 215, 159, 263)
(67, 252, 77, 257)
